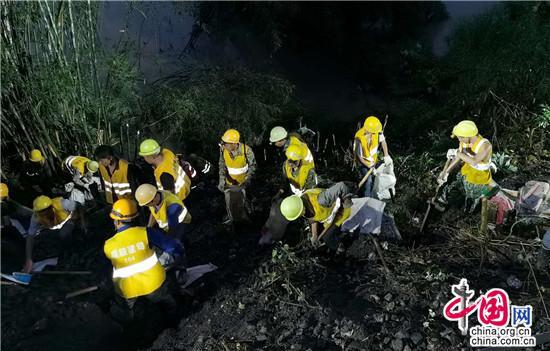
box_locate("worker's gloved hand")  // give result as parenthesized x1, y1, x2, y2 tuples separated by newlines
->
(446, 148, 458, 160)
(437, 172, 448, 186)
(22, 259, 33, 273)
(217, 181, 225, 193)
(384, 155, 393, 167)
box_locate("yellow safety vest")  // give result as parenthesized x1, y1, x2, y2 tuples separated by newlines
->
(36, 197, 72, 230)
(64, 156, 91, 176)
(302, 189, 351, 227)
(104, 226, 165, 299)
(154, 148, 191, 201)
(460, 135, 493, 185)
(149, 191, 190, 232)
(354, 128, 380, 168)
(99, 159, 132, 204)
(288, 135, 315, 165)
(284, 160, 316, 195)
(223, 143, 249, 186)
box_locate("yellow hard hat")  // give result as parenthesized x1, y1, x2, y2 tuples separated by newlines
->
(285, 144, 305, 161)
(452, 120, 478, 138)
(139, 139, 161, 156)
(87, 160, 99, 173)
(222, 129, 240, 144)
(33, 195, 53, 212)
(110, 199, 139, 221)
(363, 116, 383, 133)
(0, 183, 8, 200)
(280, 195, 304, 221)
(135, 183, 158, 206)
(29, 149, 45, 163)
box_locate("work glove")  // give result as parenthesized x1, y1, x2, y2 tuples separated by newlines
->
(437, 172, 448, 186)
(217, 181, 225, 193)
(384, 155, 393, 167)
(446, 148, 458, 160)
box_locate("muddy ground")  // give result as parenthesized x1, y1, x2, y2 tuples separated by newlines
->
(2, 164, 549, 351)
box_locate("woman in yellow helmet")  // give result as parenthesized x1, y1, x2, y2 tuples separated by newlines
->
(354, 116, 392, 197)
(437, 120, 498, 209)
(105, 198, 180, 322)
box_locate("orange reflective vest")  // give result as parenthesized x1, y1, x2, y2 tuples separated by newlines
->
(104, 226, 165, 299)
(154, 148, 191, 201)
(99, 159, 132, 204)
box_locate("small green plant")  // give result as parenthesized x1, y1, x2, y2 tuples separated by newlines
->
(492, 152, 518, 173)
(536, 104, 550, 129)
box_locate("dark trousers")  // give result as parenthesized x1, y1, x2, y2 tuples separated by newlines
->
(359, 166, 374, 198)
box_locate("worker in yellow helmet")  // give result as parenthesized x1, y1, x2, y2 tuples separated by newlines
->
(135, 184, 191, 244)
(19, 149, 53, 202)
(104, 198, 180, 322)
(1, 182, 33, 242)
(437, 120, 498, 210)
(139, 139, 191, 202)
(269, 126, 315, 164)
(22, 195, 77, 272)
(63, 155, 100, 203)
(279, 182, 353, 248)
(354, 116, 392, 198)
(218, 129, 256, 224)
(94, 145, 139, 205)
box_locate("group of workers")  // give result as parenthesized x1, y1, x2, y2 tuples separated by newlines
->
(1, 116, 505, 319)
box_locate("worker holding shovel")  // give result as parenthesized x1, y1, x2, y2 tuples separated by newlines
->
(353, 116, 392, 198)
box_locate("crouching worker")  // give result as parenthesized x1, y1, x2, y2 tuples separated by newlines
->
(280, 182, 352, 249)
(22, 195, 77, 273)
(63, 155, 100, 205)
(135, 184, 190, 246)
(218, 129, 256, 225)
(437, 120, 498, 212)
(105, 199, 180, 322)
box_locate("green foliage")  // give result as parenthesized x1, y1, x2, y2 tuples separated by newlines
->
(142, 63, 295, 158)
(492, 152, 518, 173)
(1, 1, 139, 173)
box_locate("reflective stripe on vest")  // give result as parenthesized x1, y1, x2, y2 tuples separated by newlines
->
(50, 212, 72, 230)
(174, 165, 188, 194)
(112, 253, 159, 278)
(227, 164, 249, 175)
(157, 206, 188, 229)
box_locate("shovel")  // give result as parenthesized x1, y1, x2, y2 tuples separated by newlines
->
(419, 182, 446, 233)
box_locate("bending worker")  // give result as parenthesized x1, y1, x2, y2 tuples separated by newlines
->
(23, 195, 77, 272)
(139, 139, 191, 202)
(104, 199, 180, 321)
(437, 120, 497, 210)
(353, 116, 392, 197)
(63, 155, 100, 202)
(135, 183, 190, 243)
(20, 149, 53, 200)
(218, 129, 256, 224)
(1, 182, 33, 241)
(94, 145, 139, 204)
(280, 182, 352, 247)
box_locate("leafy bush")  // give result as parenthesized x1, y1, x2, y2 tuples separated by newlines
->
(141, 63, 296, 158)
